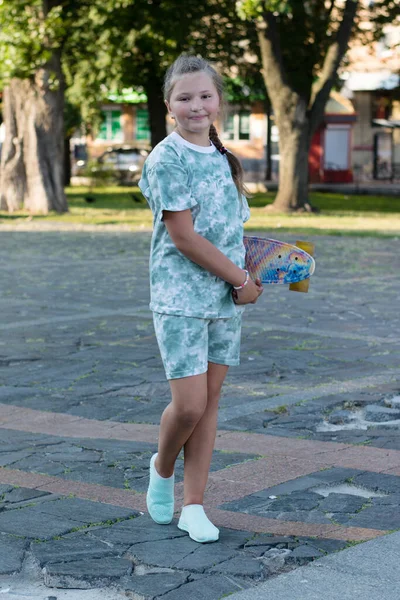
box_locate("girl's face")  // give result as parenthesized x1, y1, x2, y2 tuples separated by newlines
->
(166, 71, 221, 145)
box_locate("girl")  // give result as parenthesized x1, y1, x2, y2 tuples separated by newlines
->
(138, 54, 263, 544)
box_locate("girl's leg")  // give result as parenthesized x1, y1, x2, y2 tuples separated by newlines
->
(155, 372, 208, 478)
(182, 362, 229, 505)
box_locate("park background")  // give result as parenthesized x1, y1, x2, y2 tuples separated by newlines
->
(0, 0, 399, 235)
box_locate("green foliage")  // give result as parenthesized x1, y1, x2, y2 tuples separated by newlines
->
(224, 75, 267, 104)
(237, 0, 396, 100)
(237, 0, 289, 20)
(0, 1, 262, 141)
(0, 1, 66, 84)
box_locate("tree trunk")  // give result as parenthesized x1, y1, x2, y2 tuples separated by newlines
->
(272, 119, 311, 211)
(257, 1, 358, 212)
(0, 84, 26, 211)
(144, 75, 167, 148)
(0, 52, 68, 214)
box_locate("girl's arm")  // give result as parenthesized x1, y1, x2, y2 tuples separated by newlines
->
(163, 209, 262, 304)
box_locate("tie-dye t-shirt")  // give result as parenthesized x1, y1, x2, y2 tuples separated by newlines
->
(138, 131, 250, 318)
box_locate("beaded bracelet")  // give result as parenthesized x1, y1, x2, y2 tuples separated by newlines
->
(233, 270, 249, 290)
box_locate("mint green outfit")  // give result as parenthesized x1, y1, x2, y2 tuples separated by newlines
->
(139, 132, 250, 380)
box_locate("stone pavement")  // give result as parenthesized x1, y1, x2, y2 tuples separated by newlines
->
(0, 230, 399, 599)
(229, 530, 400, 600)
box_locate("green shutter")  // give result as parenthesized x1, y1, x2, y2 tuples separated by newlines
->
(111, 110, 122, 141)
(97, 111, 109, 140)
(136, 108, 150, 141)
(97, 110, 122, 141)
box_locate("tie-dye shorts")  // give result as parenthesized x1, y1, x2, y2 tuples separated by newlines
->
(152, 312, 242, 380)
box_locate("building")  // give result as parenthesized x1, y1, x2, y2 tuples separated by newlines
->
(76, 91, 355, 185)
(309, 92, 357, 184)
(340, 21, 400, 181)
(75, 15, 399, 186)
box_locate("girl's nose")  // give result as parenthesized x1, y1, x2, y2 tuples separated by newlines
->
(190, 98, 202, 111)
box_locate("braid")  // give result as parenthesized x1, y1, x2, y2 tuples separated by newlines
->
(209, 125, 250, 198)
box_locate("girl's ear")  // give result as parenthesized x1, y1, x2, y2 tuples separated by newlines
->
(165, 100, 172, 115)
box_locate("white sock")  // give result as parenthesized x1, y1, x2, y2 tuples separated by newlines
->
(178, 504, 219, 543)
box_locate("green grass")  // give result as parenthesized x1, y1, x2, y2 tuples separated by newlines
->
(0, 186, 399, 237)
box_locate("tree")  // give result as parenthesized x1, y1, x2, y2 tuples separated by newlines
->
(237, 0, 397, 212)
(0, 1, 70, 213)
(0, 0, 255, 213)
(75, 0, 256, 148)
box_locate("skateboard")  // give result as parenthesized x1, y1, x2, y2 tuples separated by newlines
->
(243, 236, 315, 293)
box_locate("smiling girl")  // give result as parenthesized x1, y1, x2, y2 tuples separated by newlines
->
(138, 54, 263, 543)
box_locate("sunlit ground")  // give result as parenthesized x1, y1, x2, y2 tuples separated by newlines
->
(1, 186, 399, 237)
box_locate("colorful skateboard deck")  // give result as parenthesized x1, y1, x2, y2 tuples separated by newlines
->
(244, 236, 315, 291)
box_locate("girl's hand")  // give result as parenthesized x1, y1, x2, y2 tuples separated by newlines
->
(233, 277, 263, 305)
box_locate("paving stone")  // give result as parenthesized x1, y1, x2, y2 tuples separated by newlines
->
(32, 497, 139, 524)
(266, 492, 322, 512)
(0, 450, 35, 467)
(259, 509, 333, 525)
(159, 574, 243, 600)
(121, 572, 189, 599)
(90, 516, 186, 547)
(345, 506, 400, 530)
(307, 538, 349, 553)
(127, 536, 200, 568)
(364, 405, 400, 422)
(7, 456, 66, 476)
(61, 465, 129, 488)
(286, 544, 325, 564)
(253, 476, 324, 498)
(312, 468, 363, 483)
(218, 529, 254, 549)
(219, 495, 268, 514)
(31, 533, 123, 566)
(327, 410, 354, 424)
(317, 493, 367, 514)
(43, 557, 133, 589)
(353, 472, 400, 494)
(3, 488, 51, 504)
(174, 544, 236, 572)
(3, 232, 400, 595)
(76, 438, 155, 454)
(245, 535, 294, 549)
(0, 506, 83, 540)
(371, 494, 400, 506)
(209, 554, 264, 579)
(0, 536, 27, 574)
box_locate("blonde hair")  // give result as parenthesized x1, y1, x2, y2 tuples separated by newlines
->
(164, 54, 248, 197)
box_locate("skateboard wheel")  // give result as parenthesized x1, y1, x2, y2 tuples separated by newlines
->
(289, 279, 310, 293)
(289, 241, 315, 293)
(295, 240, 315, 255)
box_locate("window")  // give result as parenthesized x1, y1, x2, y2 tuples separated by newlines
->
(222, 110, 251, 141)
(238, 111, 250, 140)
(136, 108, 151, 141)
(372, 94, 392, 121)
(97, 110, 123, 141)
(324, 127, 350, 170)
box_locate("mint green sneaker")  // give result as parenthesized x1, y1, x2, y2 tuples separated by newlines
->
(146, 453, 175, 524)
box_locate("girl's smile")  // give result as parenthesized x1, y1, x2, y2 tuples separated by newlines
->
(166, 72, 221, 146)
